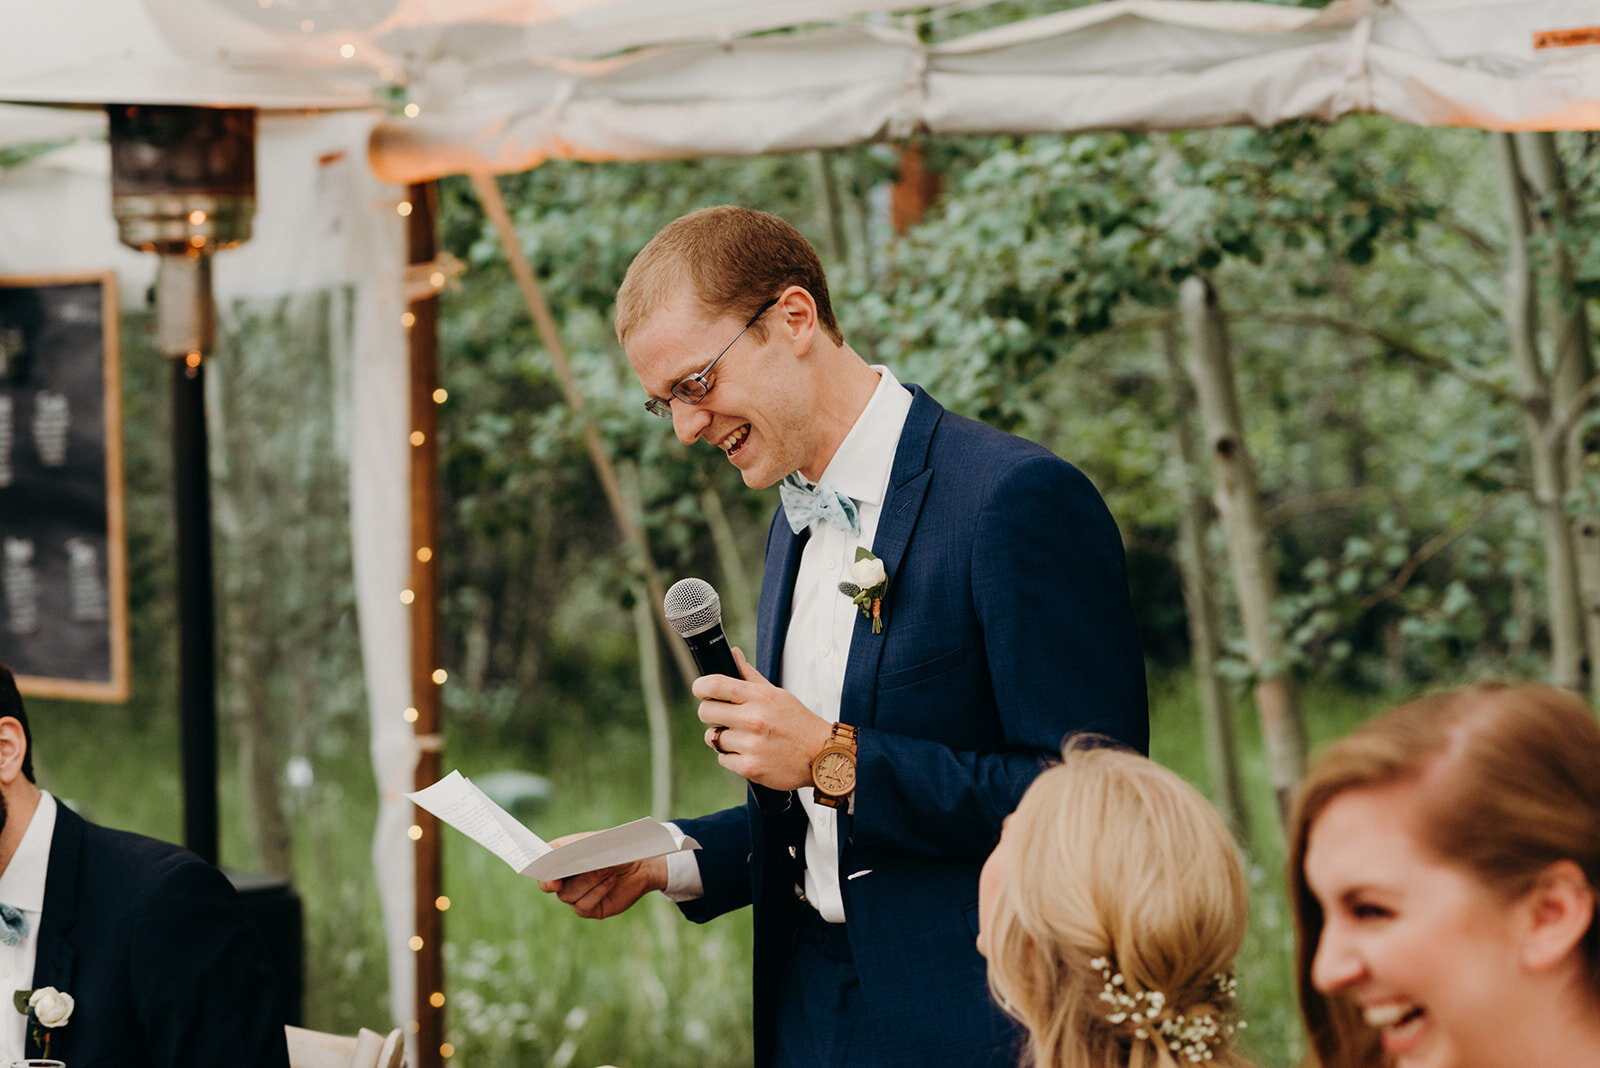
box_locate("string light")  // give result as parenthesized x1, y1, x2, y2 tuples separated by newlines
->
(429, 271, 445, 288)
(417, 547, 433, 562)
(401, 311, 416, 328)
(408, 1020, 419, 1034)
(404, 103, 422, 119)
(429, 992, 446, 1008)
(409, 935, 424, 951)
(404, 707, 419, 723)
(397, 201, 413, 217)
(440, 1044, 454, 1058)
(410, 430, 426, 446)
(188, 209, 207, 225)
(432, 668, 448, 684)
(408, 825, 424, 841)
(340, 43, 356, 58)
(400, 589, 415, 605)
(185, 351, 202, 368)
(433, 388, 448, 404)
(300, 19, 314, 32)
(435, 895, 451, 911)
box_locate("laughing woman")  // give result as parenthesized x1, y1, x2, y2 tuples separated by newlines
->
(1291, 683, 1600, 1068)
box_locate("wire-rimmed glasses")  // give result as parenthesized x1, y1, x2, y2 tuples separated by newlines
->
(643, 296, 779, 418)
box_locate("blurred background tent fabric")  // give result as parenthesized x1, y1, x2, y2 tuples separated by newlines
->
(1, 0, 1597, 1040)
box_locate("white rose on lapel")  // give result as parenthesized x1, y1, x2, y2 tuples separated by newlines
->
(28, 988, 73, 1028)
(14, 985, 73, 1060)
(849, 555, 886, 590)
(837, 547, 889, 635)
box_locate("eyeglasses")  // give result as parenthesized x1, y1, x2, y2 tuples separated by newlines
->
(643, 297, 779, 419)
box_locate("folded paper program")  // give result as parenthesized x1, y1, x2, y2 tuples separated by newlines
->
(407, 770, 699, 882)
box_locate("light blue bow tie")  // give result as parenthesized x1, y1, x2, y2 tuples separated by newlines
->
(778, 474, 860, 536)
(0, 903, 28, 947)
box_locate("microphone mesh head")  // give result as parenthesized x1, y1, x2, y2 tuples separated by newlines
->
(663, 577, 722, 637)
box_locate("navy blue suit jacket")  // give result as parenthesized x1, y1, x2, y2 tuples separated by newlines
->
(677, 385, 1147, 1067)
(28, 804, 290, 1068)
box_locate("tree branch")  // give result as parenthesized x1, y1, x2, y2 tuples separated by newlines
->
(1358, 495, 1505, 613)
(1238, 310, 1521, 407)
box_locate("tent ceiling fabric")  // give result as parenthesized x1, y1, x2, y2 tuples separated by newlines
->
(352, 0, 1600, 182)
(2, 1, 1597, 174)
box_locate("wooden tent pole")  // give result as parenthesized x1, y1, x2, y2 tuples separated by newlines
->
(405, 180, 447, 1068)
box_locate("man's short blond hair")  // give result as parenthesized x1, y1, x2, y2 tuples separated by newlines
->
(615, 205, 843, 347)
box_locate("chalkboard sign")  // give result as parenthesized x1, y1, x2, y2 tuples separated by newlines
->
(0, 273, 128, 701)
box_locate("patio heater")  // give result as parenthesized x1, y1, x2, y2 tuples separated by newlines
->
(107, 102, 255, 867)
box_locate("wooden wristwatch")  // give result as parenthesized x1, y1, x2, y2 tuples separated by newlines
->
(810, 722, 858, 810)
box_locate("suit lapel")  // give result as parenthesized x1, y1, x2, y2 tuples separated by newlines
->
(756, 515, 808, 684)
(839, 387, 941, 729)
(28, 805, 82, 1058)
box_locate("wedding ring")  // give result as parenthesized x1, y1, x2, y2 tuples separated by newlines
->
(710, 725, 730, 755)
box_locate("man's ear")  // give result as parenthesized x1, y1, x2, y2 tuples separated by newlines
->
(773, 285, 818, 352)
(0, 716, 26, 786)
(1519, 859, 1596, 972)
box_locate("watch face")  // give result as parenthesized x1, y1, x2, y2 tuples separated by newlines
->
(813, 750, 855, 795)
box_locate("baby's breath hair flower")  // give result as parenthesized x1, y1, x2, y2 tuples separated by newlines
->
(1090, 954, 1244, 1063)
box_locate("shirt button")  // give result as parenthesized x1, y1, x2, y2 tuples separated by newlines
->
(827, 558, 838, 572)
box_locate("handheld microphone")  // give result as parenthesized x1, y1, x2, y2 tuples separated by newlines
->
(664, 577, 788, 808)
(663, 577, 740, 679)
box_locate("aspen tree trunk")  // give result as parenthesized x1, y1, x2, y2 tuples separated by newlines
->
(700, 486, 757, 655)
(1180, 275, 1306, 825)
(1515, 132, 1600, 704)
(811, 150, 850, 267)
(1162, 319, 1248, 840)
(619, 462, 675, 813)
(1492, 134, 1587, 693)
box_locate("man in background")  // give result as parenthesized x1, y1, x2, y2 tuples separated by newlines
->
(543, 206, 1148, 1067)
(0, 661, 290, 1067)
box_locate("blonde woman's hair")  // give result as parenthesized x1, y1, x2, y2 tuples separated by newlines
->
(1288, 683, 1600, 1068)
(986, 739, 1252, 1068)
(614, 205, 843, 348)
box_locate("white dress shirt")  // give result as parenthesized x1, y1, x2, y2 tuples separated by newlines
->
(0, 790, 58, 1064)
(666, 368, 912, 924)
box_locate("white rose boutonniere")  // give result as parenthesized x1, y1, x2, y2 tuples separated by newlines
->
(837, 547, 889, 634)
(14, 985, 73, 1057)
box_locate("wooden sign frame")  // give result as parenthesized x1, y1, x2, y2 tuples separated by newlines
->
(0, 272, 129, 701)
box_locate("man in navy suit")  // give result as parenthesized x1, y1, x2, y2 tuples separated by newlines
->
(0, 663, 289, 1068)
(542, 206, 1147, 1067)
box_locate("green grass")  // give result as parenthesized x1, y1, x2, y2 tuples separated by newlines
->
(25, 666, 1408, 1067)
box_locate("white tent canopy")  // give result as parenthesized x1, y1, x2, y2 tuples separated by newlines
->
(3, 1, 1599, 178)
(2, 0, 1597, 1048)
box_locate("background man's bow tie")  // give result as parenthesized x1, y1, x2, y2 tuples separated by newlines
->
(779, 474, 860, 536)
(0, 902, 28, 946)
